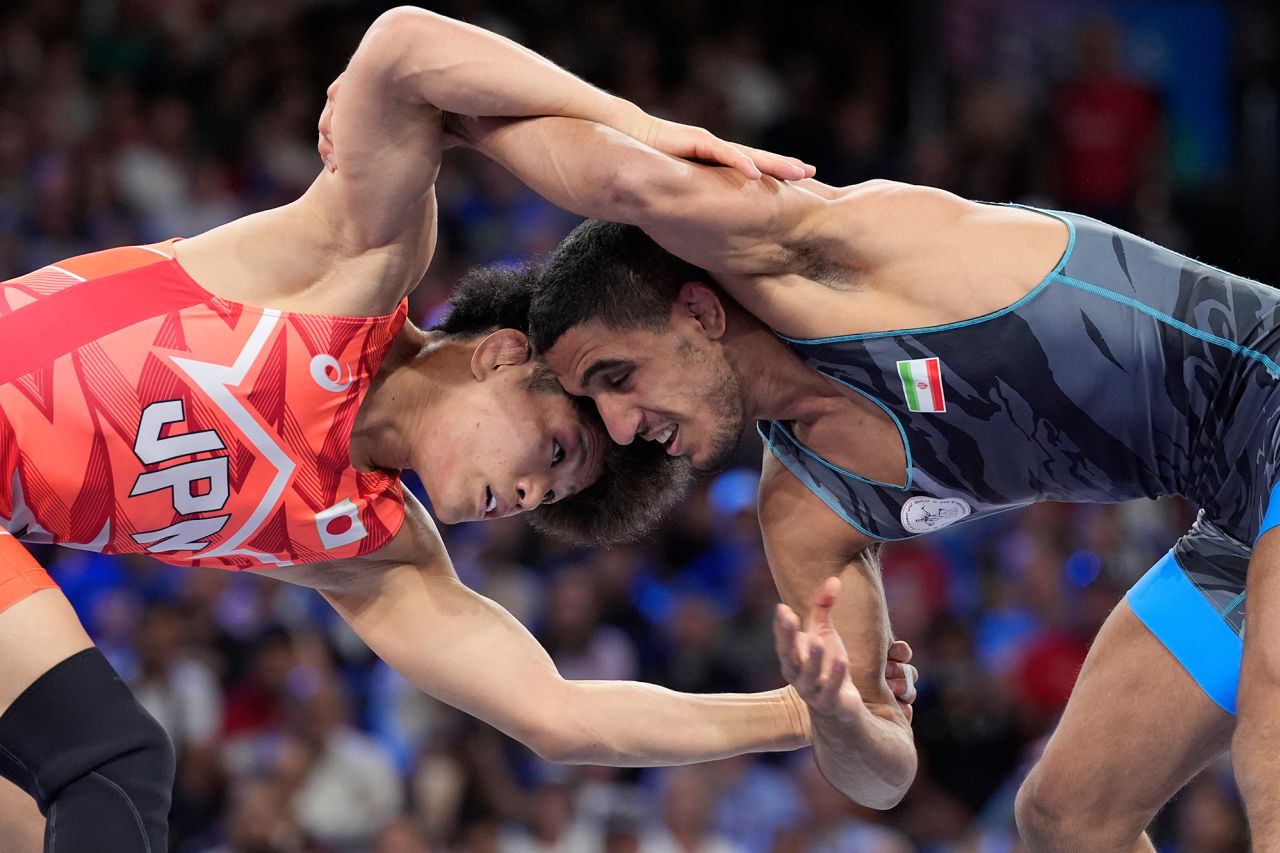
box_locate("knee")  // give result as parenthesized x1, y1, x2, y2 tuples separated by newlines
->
(0, 649, 175, 809)
(1015, 769, 1075, 849)
(1015, 761, 1145, 852)
(106, 701, 177, 795)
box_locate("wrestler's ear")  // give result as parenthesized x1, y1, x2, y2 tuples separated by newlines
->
(471, 328, 533, 380)
(676, 281, 727, 340)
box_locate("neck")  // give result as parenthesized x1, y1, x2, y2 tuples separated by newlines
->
(351, 326, 463, 472)
(720, 309, 846, 425)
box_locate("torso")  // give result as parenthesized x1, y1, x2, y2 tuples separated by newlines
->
(0, 241, 409, 569)
(755, 199, 1280, 546)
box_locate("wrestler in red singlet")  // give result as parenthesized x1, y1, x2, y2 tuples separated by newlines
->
(0, 241, 407, 611)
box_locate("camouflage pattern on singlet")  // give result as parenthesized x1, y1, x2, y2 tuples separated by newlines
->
(760, 207, 1280, 632)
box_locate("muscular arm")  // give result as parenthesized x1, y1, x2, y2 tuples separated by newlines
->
(307, 5, 800, 311)
(460, 114, 894, 338)
(267, 492, 811, 766)
(758, 453, 917, 808)
(462, 115, 824, 277)
(306, 7, 647, 271)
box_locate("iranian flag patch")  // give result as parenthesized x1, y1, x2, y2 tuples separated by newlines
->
(896, 357, 946, 413)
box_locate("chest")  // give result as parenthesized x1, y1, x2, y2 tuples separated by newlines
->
(0, 305, 402, 567)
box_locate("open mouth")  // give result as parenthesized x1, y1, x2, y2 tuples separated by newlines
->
(649, 424, 679, 454)
(483, 484, 498, 518)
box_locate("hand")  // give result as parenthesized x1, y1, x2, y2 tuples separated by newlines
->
(627, 114, 814, 182)
(317, 76, 340, 172)
(885, 640, 918, 724)
(774, 577, 864, 726)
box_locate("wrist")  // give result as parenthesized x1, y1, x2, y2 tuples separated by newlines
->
(599, 96, 653, 142)
(809, 697, 874, 741)
(778, 686, 814, 748)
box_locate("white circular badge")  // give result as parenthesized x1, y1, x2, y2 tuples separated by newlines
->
(900, 496, 971, 534)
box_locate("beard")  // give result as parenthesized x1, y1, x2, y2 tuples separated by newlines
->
(682, 340, 747, 474)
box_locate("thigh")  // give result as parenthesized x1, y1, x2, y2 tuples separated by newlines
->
(1029, 595, 1234, 822)
(0, 776, 42, 853)
(0, 532, 93, 714)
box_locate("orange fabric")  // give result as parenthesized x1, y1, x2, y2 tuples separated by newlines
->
(0, 243, 407, 570)
(0, 532, 56, 614)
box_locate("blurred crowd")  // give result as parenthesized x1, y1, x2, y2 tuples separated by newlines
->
(2, 0, 1278, 851)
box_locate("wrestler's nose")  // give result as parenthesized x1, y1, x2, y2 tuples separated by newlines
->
(595, 396, 642, 445)
(514, 475, 551, 510)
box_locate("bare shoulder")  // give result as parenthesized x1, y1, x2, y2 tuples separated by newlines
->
(172, 187, 431, 319)
(732, 181, 1066, 339)
(716, 181, 972, 330)
(810, 181, 974, 257)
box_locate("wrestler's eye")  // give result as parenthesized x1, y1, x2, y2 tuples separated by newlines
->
(551, 439, 565, 467)
(607, 371, 631, 390)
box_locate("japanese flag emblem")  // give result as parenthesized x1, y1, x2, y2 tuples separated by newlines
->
(316, 498, 369, 550)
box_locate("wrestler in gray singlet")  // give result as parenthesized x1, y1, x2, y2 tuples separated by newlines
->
(761, 207, 1280, 712)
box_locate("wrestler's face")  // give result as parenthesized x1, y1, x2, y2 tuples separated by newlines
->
(544, 284, 747, 473)
(417, 329, 603, 525)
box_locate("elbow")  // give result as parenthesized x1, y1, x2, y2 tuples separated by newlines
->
(863, 737, 918, 810)
(359, 7, 452, 86)
(515, 698, 598, 765)
(370, 6, 444, 37)
(522, 724, 595, 765)
(864, 769, 915, 811)
(863, 788, 910, 812)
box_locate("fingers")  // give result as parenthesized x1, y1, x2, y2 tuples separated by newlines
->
(318, 134, 336, 172)
(773, 603, 807, 680)
(671, 121, 811, 181)
(888, 639, 913, 664)
(317, 94, 336, 172)
(812, 651, 847, 712)
(807, 576, 842, 633)
(731, 143, 813, 181)
(901, 663, 918, 703)
(886, 662, 919, 703)
(791, 633, 854, 716)
(793, 636, 827, 693)
(896, 660, 918, 725)
(727, 145, 763, 180)
(756, 152, 811, 181)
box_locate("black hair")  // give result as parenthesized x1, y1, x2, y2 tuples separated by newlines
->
(432, 261, 539, 339)
(434, 260, 692, 546)
(528, 219, 709, 353)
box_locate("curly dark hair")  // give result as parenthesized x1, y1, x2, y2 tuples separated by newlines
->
(433, 261, 692, 546)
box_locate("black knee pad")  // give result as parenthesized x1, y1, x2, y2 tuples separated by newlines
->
(0, 648, 175, 851)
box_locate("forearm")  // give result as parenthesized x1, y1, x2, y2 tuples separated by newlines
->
(553, 682, 811, 766)
(463, 113, 814, 275)
(809, 556, 917, 807)
(325, 564, 809, 768)
(370, 7, 639, 129)
(460, 115, 680, 224)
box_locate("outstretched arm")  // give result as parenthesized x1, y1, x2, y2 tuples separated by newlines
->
(758, 453, 917, 809)
(268, 494, 811, 766)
